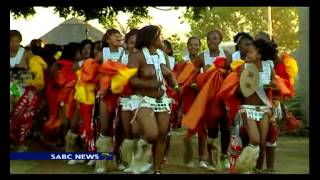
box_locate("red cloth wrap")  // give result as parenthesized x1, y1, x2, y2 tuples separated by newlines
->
(79, 103, 96, 152)
(10, 86, 41, 145)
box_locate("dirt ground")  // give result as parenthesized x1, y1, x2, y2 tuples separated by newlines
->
(10, 132, 309, 174)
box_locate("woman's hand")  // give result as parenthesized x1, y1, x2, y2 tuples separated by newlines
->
(264, 83, 277, 90)
(173, 84, 182, 96)
(72, 63, 80, 71)
(190, 81, 199, 91)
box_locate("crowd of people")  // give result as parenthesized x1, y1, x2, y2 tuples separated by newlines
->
(10, 25, 299, 174)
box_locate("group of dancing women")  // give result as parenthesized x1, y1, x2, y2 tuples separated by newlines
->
(10, 25, 298, 174)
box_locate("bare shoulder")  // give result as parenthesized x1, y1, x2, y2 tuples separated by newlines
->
(16, 48, 32, 69)
(224, 50, 232, 65)
(198, 52, 205, 59)
(224, 50, 232, 57)
(129, 49, 144, 59)
(194, 52, 204, 67)
(24, 49, 33, 59)
(132, 49, 139, 53)
(196, 52, 205, 63)
(128, 49, 144, 68)
(239, 63, 246, 73)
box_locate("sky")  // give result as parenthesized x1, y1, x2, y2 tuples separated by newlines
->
(10, 7, 191, 46)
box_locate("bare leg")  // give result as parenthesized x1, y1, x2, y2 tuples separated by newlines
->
(119, 110, 134, 167)
(242, 114, 260, 146)
(266, 146, 275, 170)
(183, 129, 194, 164)
(121, 111, 133, 139)
(99, 101, 113, 136)
(207, 127, 220, 169)
(163, 134, 171, 162)
(132, 108, 158, 173)
(132, 120, 142, 138)
(266, 121, 277, 171)
(220, 117, 231, 155)
(198, 127, 207, 160)
(256, 114, 270, 170)
(70, 104, 80, 134)
(65, 103, 83, 165)
(114, 120, 124, 164)
(60, 105, 70, 146)
(135, 108, 159, 142)
(95, 100, 115, 173)
(207, 142, 213, 164)
(220, 117, 231, 169)
(236, 114, 261, 173)
(154, 112, 171, 172)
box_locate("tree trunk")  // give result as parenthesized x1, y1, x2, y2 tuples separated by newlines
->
(294, 7, 309, 128)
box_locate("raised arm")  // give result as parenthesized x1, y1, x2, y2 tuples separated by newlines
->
(224, 50, 232, 70)
(193, 52, 205, 73)
(269, 68, 279, 89)
(164, 53, 172, 70)
(19, 49, 33, 69)
(161, 54, 177, 88)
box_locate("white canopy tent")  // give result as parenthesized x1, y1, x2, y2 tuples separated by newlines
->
(39, 18, 104, 45)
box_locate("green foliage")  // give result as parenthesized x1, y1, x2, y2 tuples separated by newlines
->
(271, 7, 299, 53)
(127, 13, 151, 30)
(10, 7, 36, 19)
(10, 6, 151, 35)
(283, 89, 302, 118)
(52, 6, 151, 34)
(10, 6, 300, 53)
(166, 34, 187, 60)
(183, 7, 299, 53)
(199, 39, 208, 52)
(99, 13, 152, 35)
(99, 14, 117, 29)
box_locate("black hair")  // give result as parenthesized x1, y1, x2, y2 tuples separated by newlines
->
(90, 40, 103, 58)
(252, 39, 278, 61)
(125, 29, 139, 44)
(101, 28, 121, 47)
(233, 32, 254, 51)
(30, 39, 43, 55)
(163, 40, 173, 56)
(24, 46, 31, 51)
(207, 28, 223, 42)
(187, 36, 201, 47)
(10, 30, 22, 42)
(44, 44, 62, 54)
(30, 39, 41, 48)
(135, 25, 161, 50)
(60, 42, 82, 61)
(255, 34, 279, 62)
(255, 31, 272, 42)
(234, 32, 246, 43)
(27, 43, 56, 67)
(31, 45, 43, 56)
(40, 47, 56, 67)
(81, 39, 93, 51)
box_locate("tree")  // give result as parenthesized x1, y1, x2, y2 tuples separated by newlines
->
(182, 7, 299, 53)
(166, 34, 186, 61)
(11, 6, 150, 21)
(10, 7, 36, 19)
(11, 6, 151, 35)
(10, 6, 200, 34)
(102, 13, 152, 35)
(11, 7, 299, 52)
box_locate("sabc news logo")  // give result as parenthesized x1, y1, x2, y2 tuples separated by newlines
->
(10, 152, 113, 160)
(100, 152, 113, 160)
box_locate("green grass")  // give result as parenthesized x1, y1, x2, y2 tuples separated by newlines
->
(282, 89, 302, 118)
